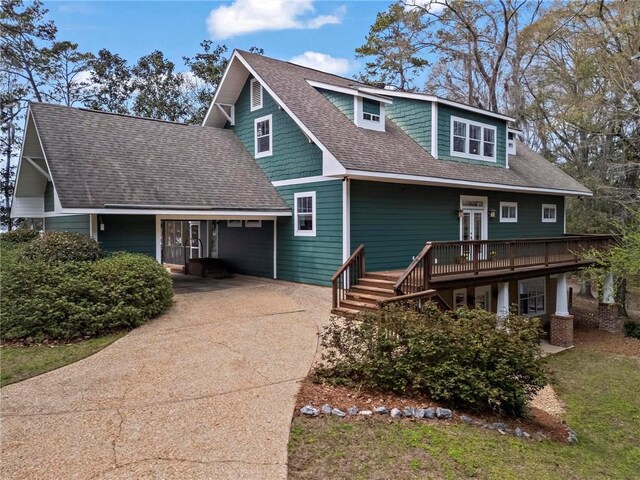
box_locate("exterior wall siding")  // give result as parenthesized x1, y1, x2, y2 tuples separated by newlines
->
(44, 181, 54, 212)
(230, 77, 323, 181)
(437, 104, 507, 167)
(350, 180, 565, 271)
(276, 180, 343, 286)
(98, 214, 155, 257)
(218, 220, 274, 278)
(44, 215, 90, 234)
(319, 89, 354, 121)
(385, 98, 432, 151)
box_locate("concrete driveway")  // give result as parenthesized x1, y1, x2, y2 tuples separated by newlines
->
(1, 276, 330, 479)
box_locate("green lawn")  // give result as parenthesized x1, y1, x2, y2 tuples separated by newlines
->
(0, 333, 125, 387)
(288, 348, 640, 480)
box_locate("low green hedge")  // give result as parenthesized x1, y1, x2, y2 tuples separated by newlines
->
(315, 304, 547, 417)
(1, 252, 173, 342)
(0, 228, 40, 245)
(22, 231, 103, 262)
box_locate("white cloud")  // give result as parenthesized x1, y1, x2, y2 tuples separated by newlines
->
(206, 0, 346, 39)
(289, 51, 350, 76)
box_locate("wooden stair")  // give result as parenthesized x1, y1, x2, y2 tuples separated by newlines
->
(332, 272, 398, 317)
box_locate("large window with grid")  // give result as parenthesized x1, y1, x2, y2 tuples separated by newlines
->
(451, 115, 497, 162)
(294, 191, 316, 236)
(518, 277, 546, 316)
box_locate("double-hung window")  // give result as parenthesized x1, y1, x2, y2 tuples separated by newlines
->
(254, 115, 272, 158)
(451, 116, 497, 162)
(294, 192, 316, 236)
(542, 204, 557, 223)
(500, 202, 518, 223)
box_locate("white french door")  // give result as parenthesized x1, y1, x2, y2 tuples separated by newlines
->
(459, 196, 488, 261)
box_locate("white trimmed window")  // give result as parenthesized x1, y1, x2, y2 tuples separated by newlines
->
(507, 130, 517, 155)
(245, 220, 262, 228)
(450, 116, 497, 162)
(474, 285, 491, 311)
(250, 78, 262, 111)
(542, 204, 557, 223)
(500, 202, 518, 223)
(294, 191, 316, 237)
(518, 277, 546, 316)
(254, 115, 272, 158)
(227, 220, 243, 228)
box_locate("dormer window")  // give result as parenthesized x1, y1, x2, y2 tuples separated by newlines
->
(354, 96, 385, 132)
(450, 116, 496, 162)
(362, 98, 381, 122)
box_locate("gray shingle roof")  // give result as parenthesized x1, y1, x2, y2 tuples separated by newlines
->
(239, 50, 590, 194)
(30, 102, 290, 211)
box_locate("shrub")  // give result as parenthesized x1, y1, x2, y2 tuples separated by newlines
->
(0, 228, 39, 245)
(0, 253, 173, 342)
(624, 320, 640, 339)
(315, 303, 548, 417)
(22, 231, 103, 262)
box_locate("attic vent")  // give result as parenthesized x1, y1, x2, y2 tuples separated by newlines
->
(250, 78, 263, 111)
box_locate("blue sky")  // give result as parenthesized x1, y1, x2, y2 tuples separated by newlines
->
(46, 1, 396, 78)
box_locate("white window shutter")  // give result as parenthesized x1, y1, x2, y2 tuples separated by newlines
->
(250, 79, 262, 111)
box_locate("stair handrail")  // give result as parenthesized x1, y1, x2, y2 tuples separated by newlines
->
(393, 242, 433, 295)
(331, 244, 365, 310)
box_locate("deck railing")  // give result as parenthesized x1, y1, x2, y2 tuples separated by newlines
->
(427, 235, 614, 278)
(331, 244, 365, 310)
(394, 243, 433, 295)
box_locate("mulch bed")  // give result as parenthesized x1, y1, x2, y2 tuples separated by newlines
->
(574, 327, 640, 357)
(295, 377, 571, 443)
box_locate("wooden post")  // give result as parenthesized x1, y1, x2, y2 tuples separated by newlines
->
(509, 242, 515, 270)
(544, 241, 549, 266)
(473, 243, 480, 274)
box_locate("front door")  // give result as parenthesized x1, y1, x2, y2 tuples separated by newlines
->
(461, 210, 484, 242)
(460, 196, 488, 261)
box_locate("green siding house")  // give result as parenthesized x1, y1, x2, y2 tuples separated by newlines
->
(13, 49, 603, 338)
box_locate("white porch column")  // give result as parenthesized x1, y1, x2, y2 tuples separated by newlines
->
(155, 215, 162, 263)
(555, 273, 570, 316)
(273, 218, 278, 279)
(602, 272, 615, 304)
(497, 282, 509, 319)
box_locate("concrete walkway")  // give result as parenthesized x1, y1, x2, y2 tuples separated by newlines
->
(1, 276, 330, 479)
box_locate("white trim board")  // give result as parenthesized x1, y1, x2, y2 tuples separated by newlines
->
(59, 208, 292, 217)
(272, 176, 340, 187)
(358, 87, 516, 122)
(340, 170, 592, 197)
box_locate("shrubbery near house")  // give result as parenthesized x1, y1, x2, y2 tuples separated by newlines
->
(0, 228, 40, 245)
(315, 303, 547, 417)
(22, 231, 103, 262)
(0, 233, 173, 342)
(624, 320, 640, 339)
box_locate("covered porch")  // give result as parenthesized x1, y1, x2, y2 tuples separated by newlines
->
(156, 215, 280, 280)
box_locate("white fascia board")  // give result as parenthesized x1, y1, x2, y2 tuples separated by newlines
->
(342, 169, 593, 197)
(306, 80, 393, 104)
(202, 50, 242, 126)
(13, 106, 34, 199)
(272, 176, 341, 187)
(358, 87, 515, 122)
(60, 208, 292, 218)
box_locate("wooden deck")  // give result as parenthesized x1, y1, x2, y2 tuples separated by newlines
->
(331, 235, 614, 316)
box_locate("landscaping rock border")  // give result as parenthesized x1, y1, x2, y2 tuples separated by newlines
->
(298, 403, 554, 442)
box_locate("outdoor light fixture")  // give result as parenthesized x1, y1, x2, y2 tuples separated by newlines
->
(489, 208, 497, 219)
(455, 209, 464, 218)
(99, 216, 105, 231)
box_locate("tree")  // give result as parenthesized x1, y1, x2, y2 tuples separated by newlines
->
(44, 40, 94, 106)
(183, 41, 228, 124)
(519, 1, 640, 232)
(357, 0, 548, 113)
(131, 50, 187, 122)
(355, 3, 428, 91)
(84, 49, 133, 114)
